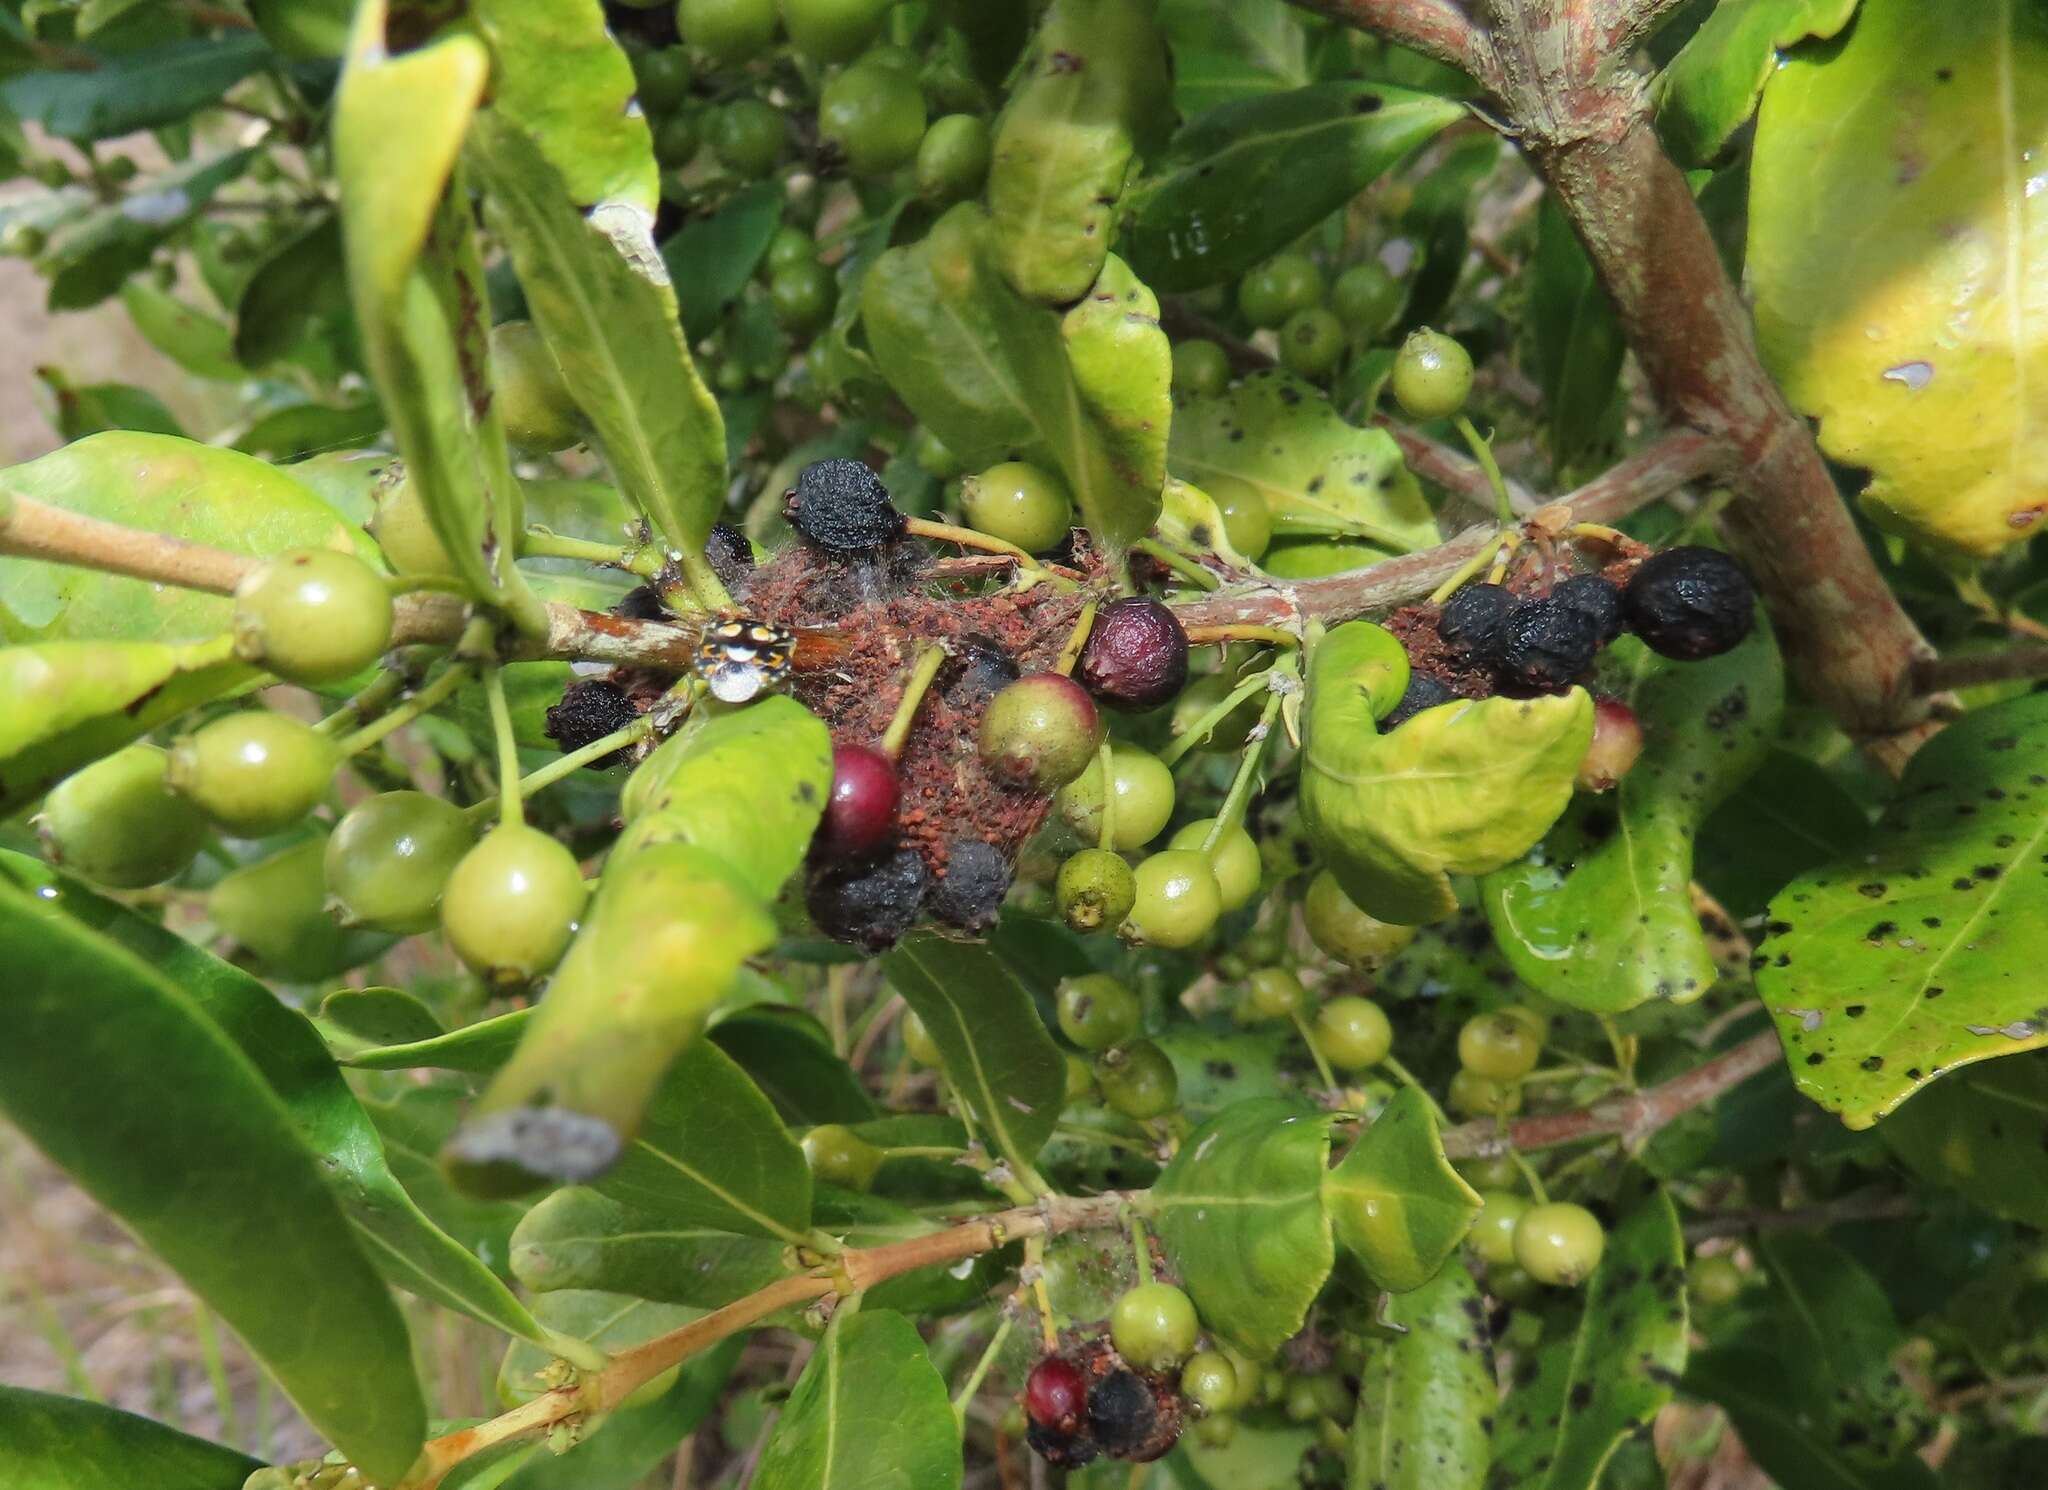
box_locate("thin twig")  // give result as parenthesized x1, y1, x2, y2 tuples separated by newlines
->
(1681, 1190, 1918, 1243)
(1911, 645, 2048, 695)
(1376, 414, 1540, 517)
(0, 494, 255, 594)
(1284, 0, 1497, 84)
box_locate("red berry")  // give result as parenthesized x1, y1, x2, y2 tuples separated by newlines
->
(1577, 697, 1645, 792)
(1077, 598, 1190, 713)
(1025, 1355, 1089, 1434)
(818, 742, 899, 860)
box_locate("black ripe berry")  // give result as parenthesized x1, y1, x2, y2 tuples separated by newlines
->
(1025, 1419, 1099, 1469)
(1437, 582, 1516, 664)
(1623, 545, 1756, 660)
(543, 680, 640, 766)
(805, 846, 928, 950)
(927, 837, 1011, 932)
(1550, 573, 1624, 645)
(1088, 1367, 1181, 1462)
(704, 520, 755, 589)
(1078, 597, 1190, 712)
(1496, 598, 1599, 692)
(948, 633, 1020, 705)
(1380, 672, 1457, 730)
(784, 457, 905, 552)
(612, 583, 668, 620)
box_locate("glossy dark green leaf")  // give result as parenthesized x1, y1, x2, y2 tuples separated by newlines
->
(881, 931, 1069, 1175)
(468, 113, 728, 562)
(710, 1005, 878, 1126)
(0, 33, 268, 140)
(503, 1336, 743, 1490)
(499, 1291, 701, 1405)
(1346, 1259, 1493, 1490)
(1325, 1086, 1481, 1292)
(1881, 1054, 2048, 1230)
(34, 368, 183, 441)
(117, 279, 243, 380)
(1397, 133, 1498, 329)
(234, 213, 348, 368)
(367, 1085, 532, 1284)
(667, 181, 783, 338)
(1652, 0, 1860, 167)
(1758, 691, 2048, 1128)
(1124, 81, 1461, 292)
(233, 400, 387, 461)
(754, 1309, 963, 1490)
(321, 986, 446, 1047)
(0, 1385, 261, 1490)
(1484, 627, 1783, 1013)
(1149, 1098, 1333, 1358)
(511, 1186, 789, 1306)
(41, 148, 254, 309)
(1492, 1192, 1687, 1490)
(1694, 749, 1870, 920)
(343, 1007, 530, 1073)
(1527, 196, 1626, 482)
(0, 867, 425, 1483)
(1157, 0, 1311, 116)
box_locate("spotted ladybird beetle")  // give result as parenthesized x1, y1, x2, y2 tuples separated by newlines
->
(693, 619, 797, 703)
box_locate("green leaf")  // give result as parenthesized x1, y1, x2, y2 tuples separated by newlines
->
(0, 1384, 261, 1490)
(1346, 1259, 1494, 1490)
(0, 638, 253, 817)
(0, 870, 425, 1482)
(1694, 749, 1870, 920)
(1484, 627, 1783, 1013)
(321, 986, 446, 1047)
(234, 214, 349, 369)
(0, 33, 269, 140)
(343, 1007, 531, 1073)
(1758, 691, 2048, 1128)
(1149, 1098, 1333, 1358)
(1881, 1053, 2048, 1230)
(499, 1291, 701, 1405)
(1168, 372, 1436, 549)
(503, 1336, 743, 1490)
(987, 0, 1169, 303)
(118, 279, 243, 381)
(467, 112, 727, 562)
(754, 1309, 963, 1490)
(1060, 253, 1173, 532)
(470, 0, 657, 215)
(233, 400, 387, 462)
(1157, 0, 1311, 116)
(880, 931, 1070, 1176)
(665, 182, 783, 340)
(34, 368, 183, 441)
(1749, 0, 2048, 556)
(1526, 196, 1626, 482)
(710, 1005, 879, 1126)
(1492, 1192, 1687, 1490)
(863, 203, 1164, 554)
(1324, 1086, 1481, 1293)
(1123, 82, 1462, 292)
(366, 1085, 532, 1282)
(1653, 0, 1860, 167)
(41, 148, 253, 310)
(511, 1187, 788, 1307)
(1182, 1421, 1319, 1489)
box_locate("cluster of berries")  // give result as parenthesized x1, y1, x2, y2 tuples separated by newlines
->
(1023, 1337, 1185, 1469)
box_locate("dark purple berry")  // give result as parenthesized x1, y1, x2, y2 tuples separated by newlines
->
(927, 837, 1011, 932)
(1025, 1355, 1088, 1433)
(543, 679, 641, 767)
(705, 521, 755, 589)
(1380, 673, 1457, 730)
(1496, 598, 1600, 692)
(1025, 1419, 1099, 1469)
(805, 847, 928, 950)
(1088, 1367, 1181, 1462)
(1077, 598, 1189, 713)
(784, 457, 905, 552)
(1550, 573, 1624, 645)
(817, 742, 899, 861)
(613, 584, 668, 620)
(1437, 582, 1515, 663)
(1622, 546, 1756, 660)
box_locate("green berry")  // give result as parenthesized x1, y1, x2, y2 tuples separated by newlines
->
(801, 1123, 885, 1190)
(1237, 253, 1323, 329)
(679, 0, 779, 63)
(1110, 1281, 1199, 1370)
(1168, 673, 1258, 754)
(1055, 846, 1136, 932)
(208, 837, 389, 982)
(709, 98, 787, 178)
(820, 60, 926, 178)
(1123, 849, 1223, 949)
(1447, 1068, 1523, 1119)
(902, 1006, 941, 1066)
(1055, 742, 1174, 850)
(1284, 1372, 1346, 1423)
(1168, 818, 1260, 912)
(2, 221, 47, 258)
(368, 467, 457, 578)
(1210, 477, 1272, 561)
(1331, 261, 1403, 337)
(962, 460, 1074, 554)
(1063, 1050, 1096, 1103)
(1095, 1038, 1178, 1120)
(1390, 327, 1474, 420)
(764, 224, 818, 275)
(769, 260, 837, 335)
(1457, 1153, 1520, 1190)
(1512, 1201, 1605, 1286)
(37, 744, 208, 888)
(1278, 306, 1345, 378)
(1303, 870, 1416, 967)
(323, 791, 473, 934)
(440, 824, 585, 986)
(1056, 971, 1141, 1051)
(654, 110, 703, 168)
(1689, 1253, 1744, 1307)
(1313, 995, 1392, 1071)
(1468, 1189, 1529, 1265)
(169, 713, 335, 837)
(779, 0, 890, 62)
(1487, 1262, 1541, 1305)
(1458, 1010, 1544, 1081)
(1242, 966, 1306, 1023)
(491, 321, 582, 452)
(980, 672, 1102, 790)
(231, 547, 393, 686)
(1171, 339, 1230, 399)
(914, 113, 991, 203)
(1180, 1350, 1238, 1415)
(633, 46, 694, 112)
(1194, 1413, 1238, 1448)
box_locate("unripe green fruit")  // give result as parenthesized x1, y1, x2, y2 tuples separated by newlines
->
(1279, 306, 1345, 377)
(1468, 1189, 1530, 1265)
(710, 99, 787, 178)
(1390, 327, 1474, 420)
(902, 1006, 941, 1066)
(1238, 253, 1323, 328)
(914, 113, 991, 203)
(1313, 995, 1392, 1071)
(1181, 1350, 1238, 1415)
(1095, 1038, 1178, 1120)
(980, 672, 1102, 790)
(1285, 1372, 1345, 1423)
(962, 460, 1074, 554)
(323, 791, 473, 933)
(1194, 1413, 1237, 1448)
(1242, 966, 1306, 1022)
(1689, 1253, 1744, 1306)
(1063, 1050, 1095, 1103)
(1458, 1009, 1544, 1081)
(1447, 1067, 1523, 1119)
(1303, 870, 1416, 967)
(801, 1123, 885, 1190)
(764, 224, 817, 275)
(654, 110, 702, 168)
(633, 46, 694, 112)
(1055, 742, 1174, 850)
(1056, 971, 1141, 1051)
(1211, 477, 1272, 561)
(440, 824, 586, 985)
(169, 713, 335, 837)
(1110, 1281, 1200, 1370)
(1123, 849, 1222, 949)
(1055, 846, 1135, 931)
(491, 321, 582, 452)
(209, 837, 390, 982)
(1513, 1201, 1605, 1286)
(368, 467, 457, 578)
(779, 0, 890, 61)
(1168, 818, 1260, 912)
(1457, 1153, 1520, 1190)
(1171, 339, 1230, 399)
(768, 260, 837, 335)
(232, 548, 393, 686)
(2, 221, 47, 258)
(679, 0, 778, 63)
(820, 61, 926, 177)
(1331, 261, 1403, 336)
(37, 744, 208, 888)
